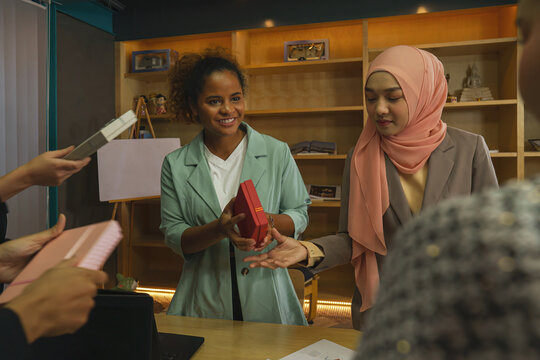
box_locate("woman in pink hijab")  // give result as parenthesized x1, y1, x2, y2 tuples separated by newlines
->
(244, 45, 498, 329)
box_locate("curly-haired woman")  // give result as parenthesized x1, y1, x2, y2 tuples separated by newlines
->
(160, 48, 310, 325)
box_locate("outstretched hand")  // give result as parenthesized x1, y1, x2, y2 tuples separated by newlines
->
(23, 146, 90, 187)
(243, 228, 308, 269)
(0, 214, 67, 283)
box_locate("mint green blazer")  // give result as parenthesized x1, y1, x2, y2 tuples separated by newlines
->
(160, 123, 310, 325)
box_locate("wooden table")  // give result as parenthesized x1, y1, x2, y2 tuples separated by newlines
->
(155, 313, 361, 360)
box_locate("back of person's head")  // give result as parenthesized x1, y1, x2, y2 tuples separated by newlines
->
(168, 47, 246, 123)
(356, 176, 540, 360)
(517, 0, 540, 118)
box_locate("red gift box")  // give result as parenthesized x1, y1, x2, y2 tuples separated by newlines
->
(233, 179, 268, 246)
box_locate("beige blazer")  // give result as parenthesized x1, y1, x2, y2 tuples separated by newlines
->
(310, 127, 498, 329)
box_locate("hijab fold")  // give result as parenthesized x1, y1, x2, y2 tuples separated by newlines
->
(349, 46, 448, 311)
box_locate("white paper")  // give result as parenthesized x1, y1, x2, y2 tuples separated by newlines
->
(279, 339, 356, 360)
(97, 138, 180, 201)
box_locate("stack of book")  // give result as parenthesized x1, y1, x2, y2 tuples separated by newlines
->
(290, 140, 337, 155)
(306, 184, 341, 201)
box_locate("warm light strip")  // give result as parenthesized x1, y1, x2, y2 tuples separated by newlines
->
(135, 287, 352, 309)
(305, 300, 351, 307)
(136, 287, 176, 294)
(316, 304, 351, 312)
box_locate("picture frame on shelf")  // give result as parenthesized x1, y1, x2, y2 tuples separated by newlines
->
(131, 49, 179, 73)
(284, 39, 329, 62)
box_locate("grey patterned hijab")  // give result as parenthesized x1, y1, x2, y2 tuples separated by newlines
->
(356, 176, 540, 360)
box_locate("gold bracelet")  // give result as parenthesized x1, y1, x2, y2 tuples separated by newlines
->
(268, 214, 275, 228)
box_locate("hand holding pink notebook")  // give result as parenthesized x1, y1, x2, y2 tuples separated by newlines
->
(0, 220, 122, 304)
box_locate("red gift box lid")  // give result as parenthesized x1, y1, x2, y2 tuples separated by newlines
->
(233, 179, 268, 245)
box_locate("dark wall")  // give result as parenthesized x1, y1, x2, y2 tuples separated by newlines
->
(57, 12, 115, 228)
(57, 13, 116, 282)
(114, 0, 517, 41)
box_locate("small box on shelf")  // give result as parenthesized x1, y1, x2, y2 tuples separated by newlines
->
(284, 39, 329, 62)
(307, 184, 341, 201)
(290, 140, 337, 155)
(529, 139, 540, 152)
(131, 49, 178, 73)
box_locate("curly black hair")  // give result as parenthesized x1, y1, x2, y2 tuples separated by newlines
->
(168, 47, 246, 123)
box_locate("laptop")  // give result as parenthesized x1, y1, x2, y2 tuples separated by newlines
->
(30, 290, 204, 360)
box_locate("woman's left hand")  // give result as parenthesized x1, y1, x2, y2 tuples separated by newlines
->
(0, 214, 66, 283)
(252, 214, 274, 252)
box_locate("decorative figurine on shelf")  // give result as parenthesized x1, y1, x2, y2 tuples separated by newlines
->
(466, 63, 483, 88)
(139, 125, 152, 139)
(111, 273, 139, 292)
(138, 95, 149, 116)
(460, 64, 494, 102)
(445, 73, 457, 103)
(147, 92, 158, 115)
(156, 94, 167, 114)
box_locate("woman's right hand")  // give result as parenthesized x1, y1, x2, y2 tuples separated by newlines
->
(5, 258, 108, 343)
(243, 228, 308, 269)
(218, 197, 255, 251)
(0, 214, 66, 283)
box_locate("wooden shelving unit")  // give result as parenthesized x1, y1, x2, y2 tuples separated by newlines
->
(123, 71, 168, 82)
(132, 241, 169, 248)
(309, 201, 341, 208)
(245, 106, 363, 117)
(368, 37, 518, 58)
(115, 4, 535, 297)
(294, 155, 348, 160)
(243, 57, 363, 75)
(443, 99, 517, 109)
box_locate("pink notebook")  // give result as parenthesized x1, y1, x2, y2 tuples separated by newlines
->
(0, 220, 122, 304)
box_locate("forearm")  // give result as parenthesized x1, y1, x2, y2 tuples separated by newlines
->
(269, 213, 295, 237)
(6, 293, 48, 343)
(180, 219, 226, 254)
(310, 232, 353, 273)
(298, 240, 324, 267)
(0, 307, 31, 358)
(0, 165, 33, 201)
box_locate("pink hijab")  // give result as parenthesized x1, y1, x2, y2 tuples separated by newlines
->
(349, 46, 447, 311)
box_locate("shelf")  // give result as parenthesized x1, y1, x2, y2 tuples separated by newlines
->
(489, 152, 517, 158)
(132, 241, 167, 248)
(369, 37, 517, 58)
(123, 71, 168, 82)
(443, 99, 517, 109)
(125, 59, 364, 79)
(245, 106, 363, 117)
(525, 152, 540, 157)
(244, 57, 363, 75)
(137, 275, 179, 289)
(108, 195, 160, 203)
(294, 154, 347, 160)
(149, 114, 173, 120)
(309, 200, 341, 208)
